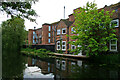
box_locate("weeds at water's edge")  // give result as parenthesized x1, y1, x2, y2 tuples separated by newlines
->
(21, 48, 54, 58)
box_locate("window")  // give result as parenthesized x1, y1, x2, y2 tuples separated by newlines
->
(33, 31, 36, 34)
(61, 60, 66, 70)
(110, 40, 117, 51)
(78, 45, 82, 55)
(33, 36, 35, 39)
(48, 39, 50, 43)
(39, 35, 42, 38)
(111, 19, 119, 27)
(48, 33, 51, 37)
(33, 40, 35, 44)
(52, 26, 54, 30)
(71, 45, 76, 50)
(49, 26, 51, 31)
(71, 27, 75, 33)
(62, 28, 66, 34)
(62, 41, 66, 51)
(71, 41, 76, 50)
(57, 41, 60, 50)
(57, 29, 60, 35)
(99, 23, 105, 28)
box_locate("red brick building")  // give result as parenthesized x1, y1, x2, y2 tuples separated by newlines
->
(56, 19, 73, 53)
(98, 2, 120, 52)
(28, 2, 120, 54)
(28, 28, 42, 45)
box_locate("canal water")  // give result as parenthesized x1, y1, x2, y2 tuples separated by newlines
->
(2, 51, 120, 79)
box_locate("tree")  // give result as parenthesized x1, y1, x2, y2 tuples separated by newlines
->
(2, 17, 26, 50)
(0, 0, 38, 22)
(1, 0, 39, 50)
(69, 2, 116, 56)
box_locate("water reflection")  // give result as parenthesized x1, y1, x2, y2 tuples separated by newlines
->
(25, 56, 120, 79)
(2, 51, 120, 80)
(24, 57, 54, 79)
(2, 50, 26, 79)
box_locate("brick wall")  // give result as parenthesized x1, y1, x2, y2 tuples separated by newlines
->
(56, 19, 72, 53)
(36, 28, 42, 44)
(28, 29, 33, 44)
(69, 14, 75, 22)
(42, 24, 49, 44)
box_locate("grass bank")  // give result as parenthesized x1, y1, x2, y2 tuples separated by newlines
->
(21, 48, 54, 58)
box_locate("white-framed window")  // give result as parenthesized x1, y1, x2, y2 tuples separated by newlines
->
(110, 39, 117, 51)
(62, 41, 66, 51)
(111, 19, 119, 27)
(48, 39, 50, 43)
(57, 41, 60, 50)
(57, 29, 60, 35)
(71, 27, 76, 33)
(71, 41, 76, 50)
(49, 26, 51, 31)
(71, 45, 76, 50)
(62, 28, 66, 34)
(48, 33, 51, 37)
(78, 45, 82, 55)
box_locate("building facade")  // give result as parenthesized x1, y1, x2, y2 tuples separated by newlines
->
(28, 2, 120, 54)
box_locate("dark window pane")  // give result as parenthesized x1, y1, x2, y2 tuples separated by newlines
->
(63, 46, 65, 49)
(63, 42, 65, 45)
(63, 30, 66, 33)
(111, 40, 116, 44)
(111, 46, 116, 50)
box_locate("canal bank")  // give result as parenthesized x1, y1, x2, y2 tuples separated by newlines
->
(47, 53, 89, 59)
(21, 50, 89, 60)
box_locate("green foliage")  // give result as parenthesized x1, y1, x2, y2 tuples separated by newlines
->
(2, 17, 26, 50)
(0, 1, 38, 22)
(57, 50, 63, 54)
(69, 2, 116, 56)
(22, 48, 52, 58)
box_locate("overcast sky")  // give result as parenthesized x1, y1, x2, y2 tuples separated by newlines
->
(0, 0, 120, 30)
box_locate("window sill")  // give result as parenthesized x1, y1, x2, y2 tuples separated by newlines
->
(62, 49, 66, 51)
(109, 50, 118, 52)
(62, 33, 66, 34)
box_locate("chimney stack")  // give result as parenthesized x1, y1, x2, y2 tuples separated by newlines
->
(64, 6, 65, 19)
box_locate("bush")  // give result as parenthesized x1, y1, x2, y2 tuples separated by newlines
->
(22, 48, 52, 58)
(57, 50, 63, 54)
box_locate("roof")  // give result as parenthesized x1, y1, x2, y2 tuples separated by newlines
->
(42, 23, 51, 25)
(61, 19, 73, 26)
(69, 13, 73, 16)
(110, 1, 120, 8)
(99, 1, 120, 10)
(36, 28, 42, 30)
(51, 21, 59, 25)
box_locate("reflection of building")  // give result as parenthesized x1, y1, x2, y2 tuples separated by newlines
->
(26, 57, 120, 79)
(28, 2, 120, 54)
(27, 57, 55, 75)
